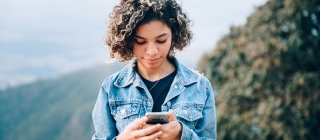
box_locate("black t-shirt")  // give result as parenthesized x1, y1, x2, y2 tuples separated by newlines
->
(140, 70, 177, 112)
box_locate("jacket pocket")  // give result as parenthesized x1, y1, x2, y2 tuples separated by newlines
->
(110, 102, 142, 132)
(110, 103, 141, 119)
(173, 104, 204, 129)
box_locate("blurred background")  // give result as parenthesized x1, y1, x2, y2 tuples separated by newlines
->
(1, 0, 319, 140)
(0, 0, 265, 89)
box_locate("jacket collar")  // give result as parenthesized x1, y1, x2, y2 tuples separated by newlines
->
(114, 57, 201, 87)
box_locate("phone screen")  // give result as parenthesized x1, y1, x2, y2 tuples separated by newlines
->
(145, 112, 169, 124)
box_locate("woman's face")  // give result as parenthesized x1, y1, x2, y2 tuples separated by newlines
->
(133, 20, 172, 70)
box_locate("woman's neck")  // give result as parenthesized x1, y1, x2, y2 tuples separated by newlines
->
(136, 59, 175, 82)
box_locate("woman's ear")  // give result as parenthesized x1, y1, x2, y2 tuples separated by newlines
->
(168, 46, 175, 58)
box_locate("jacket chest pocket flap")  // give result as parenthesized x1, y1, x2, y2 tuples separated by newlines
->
(110, 103, 141, 119)
(174, 105, 203, 122)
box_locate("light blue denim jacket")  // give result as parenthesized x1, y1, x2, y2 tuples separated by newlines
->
(92, 58, 217, 140)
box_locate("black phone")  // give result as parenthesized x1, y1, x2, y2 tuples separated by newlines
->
(145, 112, 169, 124)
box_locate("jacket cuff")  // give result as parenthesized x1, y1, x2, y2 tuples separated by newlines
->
(179, 121, 191, 140)
(91, 135, 117, 140)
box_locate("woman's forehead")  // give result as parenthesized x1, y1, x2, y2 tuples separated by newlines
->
(135, 21, 171, 38)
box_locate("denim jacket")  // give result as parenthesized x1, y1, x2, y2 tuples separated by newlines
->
(92, 58, 217, 140)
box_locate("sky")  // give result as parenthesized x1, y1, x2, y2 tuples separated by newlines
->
(0, 0, 267, 89)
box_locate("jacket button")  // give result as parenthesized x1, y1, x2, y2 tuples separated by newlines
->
(121, 108, 125, 114)
(167, 102, 171, 106)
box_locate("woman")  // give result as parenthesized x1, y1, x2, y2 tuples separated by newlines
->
(92, 0, 216, 139)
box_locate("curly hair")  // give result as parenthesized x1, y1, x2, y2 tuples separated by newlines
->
(106, 0, 193, 62)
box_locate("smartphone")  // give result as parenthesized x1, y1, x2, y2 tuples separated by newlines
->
(145, 112, 169, 124)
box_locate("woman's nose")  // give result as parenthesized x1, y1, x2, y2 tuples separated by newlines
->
(146, 43, 158, 55)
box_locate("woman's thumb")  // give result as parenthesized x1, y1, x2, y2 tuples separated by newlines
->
(168, 110, 176, 121)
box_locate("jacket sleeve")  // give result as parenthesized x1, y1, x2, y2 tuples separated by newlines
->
(180, 78, 217, 140)
(92, 80, 118, 140)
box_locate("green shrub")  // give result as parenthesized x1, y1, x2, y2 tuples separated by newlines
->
(198, 0, 320, 139)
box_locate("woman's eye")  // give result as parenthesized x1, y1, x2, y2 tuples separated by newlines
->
(135, 40, 145, 45)
(157, 39, 167, 44)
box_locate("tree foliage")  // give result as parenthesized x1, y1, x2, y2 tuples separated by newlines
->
(198, 0, 320, 139)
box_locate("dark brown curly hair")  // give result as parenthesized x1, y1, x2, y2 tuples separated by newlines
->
(106, 0, 193, 62)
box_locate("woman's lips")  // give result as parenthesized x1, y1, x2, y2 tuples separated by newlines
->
(146, 58, 160, 63)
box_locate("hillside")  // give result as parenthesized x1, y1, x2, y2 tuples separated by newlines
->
(0, 63, 123, 140)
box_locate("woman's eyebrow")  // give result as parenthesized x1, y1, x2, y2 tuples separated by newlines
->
(156, 33, 168, 38)
(134, 33, 168, 39)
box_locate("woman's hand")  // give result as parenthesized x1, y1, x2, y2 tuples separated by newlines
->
(157, 110, 182, 140)
(117, 116, 163, 140)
